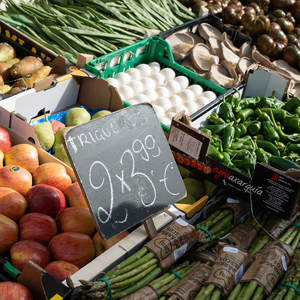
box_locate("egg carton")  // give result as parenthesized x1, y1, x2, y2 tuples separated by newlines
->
(85, 36, 227, 132)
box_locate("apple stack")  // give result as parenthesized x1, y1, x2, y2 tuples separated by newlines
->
(0, 126, 130, 284)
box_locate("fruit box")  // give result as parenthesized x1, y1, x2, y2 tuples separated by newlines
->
(5, 73, 124, 148)
(0, 20, 88, 105)
(85, 35, 227, 132)
(168, 68, 300, 221)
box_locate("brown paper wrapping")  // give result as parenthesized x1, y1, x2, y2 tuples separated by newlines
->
(204, 245, 250, 297)
(258, 212, 300, 238)
(221, 198, 251, 226)
(218, 224, 257, 250)
(240, 241, 294, 294)
(184, 250, 218, 266)
(144, 219, 200, 271)
(120, 285, 159, 300)
(164, 264, 211, 300)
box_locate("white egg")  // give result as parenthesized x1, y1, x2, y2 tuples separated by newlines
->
(141, 88, 157, 102)
(127, 80, 144, 95)
(152, 105, 166, 118)
(106, 77, 119, 89)
(125, 68, 141, 81)
(187, 84, 203, 98)
(127, 99, 139, 105)
(114, 72, 131, 86)
(136, 64, 151, 77)
(185, 101, 198, 115)
(132, 94, 151, 103)
(160, 68, 176, 81)
(165, 112, 176, 121)
(194, 96, 210, 109)
(148, 62, 161, 74)
(118, 85, 134, 101)
(174, 76, 189, 90)
(201, 91, 217, 102)
(153, 97, 172, 112)
(159, 116, 171, 127)
(140, 77, 156, 90)
(163, 80, 181, 96)
(149, 72, 165, 87)
(168, 104, 188, 114)
(169, 95, 182, 106)
(155, 86, 169, 98)
(177, 89, 195, 103)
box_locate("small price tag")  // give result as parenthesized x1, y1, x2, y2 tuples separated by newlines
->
(281, 256, 287, 271)
(223, 246, 238, 253)
(174, 244, 188, 260)
(235, 264, 244, 284)
(176, 218, 189, 227)
(227, 198, 240, 204)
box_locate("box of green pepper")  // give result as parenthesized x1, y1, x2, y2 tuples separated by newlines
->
(169, 68, 300, 220)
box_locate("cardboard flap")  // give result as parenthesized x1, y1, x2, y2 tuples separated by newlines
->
(243, 68, 290, 100)
(33, 76, 54, 92)
(17, 261, 71, 300)
(49, 55, 68, 75)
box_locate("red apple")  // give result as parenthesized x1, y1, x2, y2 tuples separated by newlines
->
(10, 240, 51, 272)
(0, 214, 18, 255)
(92, 232, 105, 257)
(32, 162, 72, 192)
(57, 206, 96, 237)
(4, 143, 39, 174)
(0, 282, 33, 300)
(44, 260, 79, 282)
(25, 184, 66, 219)
(0, 165, 32, 196)
(0, 127, 12, 153)
(0, 187, 27, 222)
(19, 212, 58, 246)
(102, 230, 130, 250)
(0, 149, 3, 168)
(49, 232, 95, 269)
(63, 182, 88, 208)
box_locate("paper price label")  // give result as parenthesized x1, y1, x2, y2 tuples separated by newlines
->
(227, 198, 240, 204)
(223, 246, 238, 253)
(176, 218, 189, 227)
(220, 233, 231, 240)
(235, 264, 244, 284)
(281, 256, 287, 271)
(174, 244, 188, 261)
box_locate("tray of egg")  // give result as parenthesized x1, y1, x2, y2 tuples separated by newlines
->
(106, 62, 218, 131)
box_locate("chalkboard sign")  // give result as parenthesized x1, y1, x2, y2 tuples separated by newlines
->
(62, 103, 186, 240)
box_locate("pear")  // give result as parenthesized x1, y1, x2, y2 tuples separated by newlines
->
(53, 144, 72, 168)
(64, 107, 91, 127)
(52, 127, 71, 153)
(92, 110, 111, 120)
(183, 178, 205, 200)
(176, 194, 196, 205)
(33, 110, 55, 152)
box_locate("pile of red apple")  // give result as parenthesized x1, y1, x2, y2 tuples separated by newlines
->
(0, 127, 129, 287)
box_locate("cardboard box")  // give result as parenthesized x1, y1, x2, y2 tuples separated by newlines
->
(169, 68, 300, 220)
(7, 74, 124, 148)
(0, 20, 91, 120)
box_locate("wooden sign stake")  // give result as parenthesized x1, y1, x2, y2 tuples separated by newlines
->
(143, 217, 158, 240)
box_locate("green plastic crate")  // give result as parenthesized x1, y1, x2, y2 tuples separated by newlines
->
(85, 36, 227, 132)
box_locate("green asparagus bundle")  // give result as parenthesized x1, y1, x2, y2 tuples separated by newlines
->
(120, 260, 201, 300)
(228, 240, 294, 300)
(67, 247, 162, 299)
(215, 209, 269, 251)
(195, 208, 235, 252)
(249, 212, 300, 257)
(249, 217, 300, 256)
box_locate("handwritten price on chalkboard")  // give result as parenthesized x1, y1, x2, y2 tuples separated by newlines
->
(89, 134, 179, 225)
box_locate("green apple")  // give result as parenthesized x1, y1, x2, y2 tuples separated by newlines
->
(92, 110, 112, 120)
